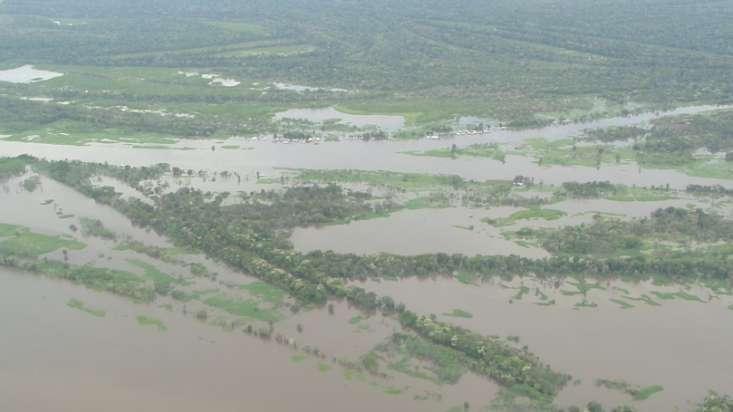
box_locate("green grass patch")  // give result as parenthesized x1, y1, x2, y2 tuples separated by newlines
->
(126, 259, 181, 292)
(512, 285, 530, 301)
(0, 157, 28, 179)
(596, 379, 663, 401)
(403, 143, 506, 162)
(383, 387, 403, 395)
(443, 309, 473, 318)
(67, 299, 106, 317)
(317, 362, 332, 373)
(294, 169, 467, 191)
(651, 291, 705, 303)
(634, 385, 665, 401)
(610, 298, 634, 309)
(622, 294, 661, 306)
(204, 295, 281, 322)
(137, 315, 167, 331)
(290, 354, 307, 363)
(455, 271, 479, 286)
(378, 334, 467, 385)
(239, 281, 287, 305)
(487, 208, 566, 227)
(0, 225, 85, 257)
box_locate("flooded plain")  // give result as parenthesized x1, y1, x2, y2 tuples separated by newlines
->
(2, 105, 733, 190)
(351, 276, 733, 411)
(290, 207, 549, 258)
(2, 104, 733, 411)
(0, 267, 501, 412)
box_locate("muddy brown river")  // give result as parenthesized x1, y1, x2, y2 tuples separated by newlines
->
(2, 105, 733, 411)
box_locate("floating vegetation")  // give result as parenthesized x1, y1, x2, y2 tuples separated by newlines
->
(622, 294, 661, 307)
(136, 315, 167, 331)
(651, 291, 705, 303)
(443, 309, 474, 318)
(574, 299, 598, 309)
(596, 378, 664, 401)
(610, 298, 634, 309)
(204, 295, 281, 322)
(0, 223, 85, 257)
(67, 298, 106, 317)
(79, 217, 117, 240)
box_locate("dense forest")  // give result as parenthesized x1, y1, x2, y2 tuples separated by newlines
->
(1, 0, 732, 140)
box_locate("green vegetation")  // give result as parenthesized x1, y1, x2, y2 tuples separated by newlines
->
(515, 207, 733, 261)
(0, 223, 85, 257)
(697, 391, 733, 412)
(203, 295, 282, 322)
(239, 281, 287, 306)
(405, 193, 451, 210)
(455, 271, 479, 286)
(126, 259, 181, 295)
(521, 138, 635, 169)
(377, 334, 467, 385)
(443, 309, 473, 319)
(583, 110, 733, 179)
(559, 181, 674, 202)
(596, 379, 664, 401)
(295, 169, 467, 191)
(404, 143, 506, 162)
(2, 0, 731, 143)
(0, 157, 27, 179)
(651, 291, 705, 303)
(609, 298, 634, 309)
(1, 257, 155, 302)
(290, 354, 307, 363)
(79, 217, 116, 240)
(21, 175, 41, 192)
(136, 315, 167, 331)
(486, 208, 566, 227)
(67, 298, 106, 317)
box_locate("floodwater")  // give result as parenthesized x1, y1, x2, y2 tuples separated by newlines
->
(274, 107, 406, 133)
(0, 173, 169, 248)
(352, 276, 733, 411)
(2, 105, 732, 190)
(290, 207, 549, 258)
(3, 104, 733, 410)
(0, 267, 493, 412)
(0, 65, 64, 83)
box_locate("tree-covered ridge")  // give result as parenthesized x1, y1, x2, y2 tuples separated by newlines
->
(517, 207, 733, 256)
(9, 156, 572, 397)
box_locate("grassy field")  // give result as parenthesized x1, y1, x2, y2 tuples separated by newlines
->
(204, 294, 282, 322)
(486, 208, 566, 227)
(0, 223, 86, 257)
